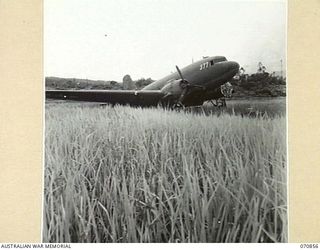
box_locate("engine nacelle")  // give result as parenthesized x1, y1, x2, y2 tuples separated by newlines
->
(160, 79, 185, 98)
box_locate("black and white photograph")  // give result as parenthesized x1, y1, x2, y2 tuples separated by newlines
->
(43, 0, 287, 243)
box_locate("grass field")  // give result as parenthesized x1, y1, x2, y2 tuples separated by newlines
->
(43, 99, 287, 243)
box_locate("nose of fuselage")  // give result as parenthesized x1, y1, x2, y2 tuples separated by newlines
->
(227, 61, 240, 75)
(216, 61, 239, 80)
(208, 61, 239, 86)
(215, 61, 239, 73)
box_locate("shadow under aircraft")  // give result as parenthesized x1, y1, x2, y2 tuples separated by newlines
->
(46, 56, 239, 109)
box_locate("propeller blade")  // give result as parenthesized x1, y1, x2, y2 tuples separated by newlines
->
(175, 65, 184, 81)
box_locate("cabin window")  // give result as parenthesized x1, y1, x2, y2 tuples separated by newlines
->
(210, 60, 214, 66)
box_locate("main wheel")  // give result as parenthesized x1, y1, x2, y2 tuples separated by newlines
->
(172, 102, 185, 111)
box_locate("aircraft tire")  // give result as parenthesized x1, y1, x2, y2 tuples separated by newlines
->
(172, 102, 185, 111)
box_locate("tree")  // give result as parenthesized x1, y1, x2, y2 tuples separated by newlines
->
(122, 75, 135, 90)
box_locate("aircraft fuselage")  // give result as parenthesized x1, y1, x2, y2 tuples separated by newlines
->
(142, 56, 239, 92)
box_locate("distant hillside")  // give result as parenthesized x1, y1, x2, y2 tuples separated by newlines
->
(45, 77, 121, 90)
(46, 72, 286, 97)
(45, 77, 154, 90)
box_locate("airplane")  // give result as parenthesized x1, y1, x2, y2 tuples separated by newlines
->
(46, 56, 239, 109)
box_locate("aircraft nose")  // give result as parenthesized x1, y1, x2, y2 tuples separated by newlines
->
(219, 61, 240, 75)
(228, 61, 240, 72)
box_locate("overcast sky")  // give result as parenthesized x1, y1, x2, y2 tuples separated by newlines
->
(45, 0, 286, 81)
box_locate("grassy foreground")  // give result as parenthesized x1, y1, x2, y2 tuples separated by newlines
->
(43, 104, 287, 243)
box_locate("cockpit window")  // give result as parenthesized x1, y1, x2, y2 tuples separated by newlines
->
(213, 57, 227, 63)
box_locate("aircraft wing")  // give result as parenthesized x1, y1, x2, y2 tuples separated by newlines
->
(46, 89, 165, 107)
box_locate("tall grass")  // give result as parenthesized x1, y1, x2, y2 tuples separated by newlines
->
(43, 104, 287, 243)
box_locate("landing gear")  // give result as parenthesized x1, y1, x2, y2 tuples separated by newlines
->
(172, 101, 185, 111)
(210, 98, 226, 108)
(158, 92, 187, 111)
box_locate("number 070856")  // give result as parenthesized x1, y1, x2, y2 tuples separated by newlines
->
(300, 244, 319, 248)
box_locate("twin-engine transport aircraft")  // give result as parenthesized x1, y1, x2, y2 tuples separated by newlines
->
(46, 56, 239, 108)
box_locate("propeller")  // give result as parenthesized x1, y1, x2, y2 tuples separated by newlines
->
(174, 65, 205, 108)
(176, 65, 205, 90)
(176, 65, 185, 81)
(175, 65, 189, 88)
